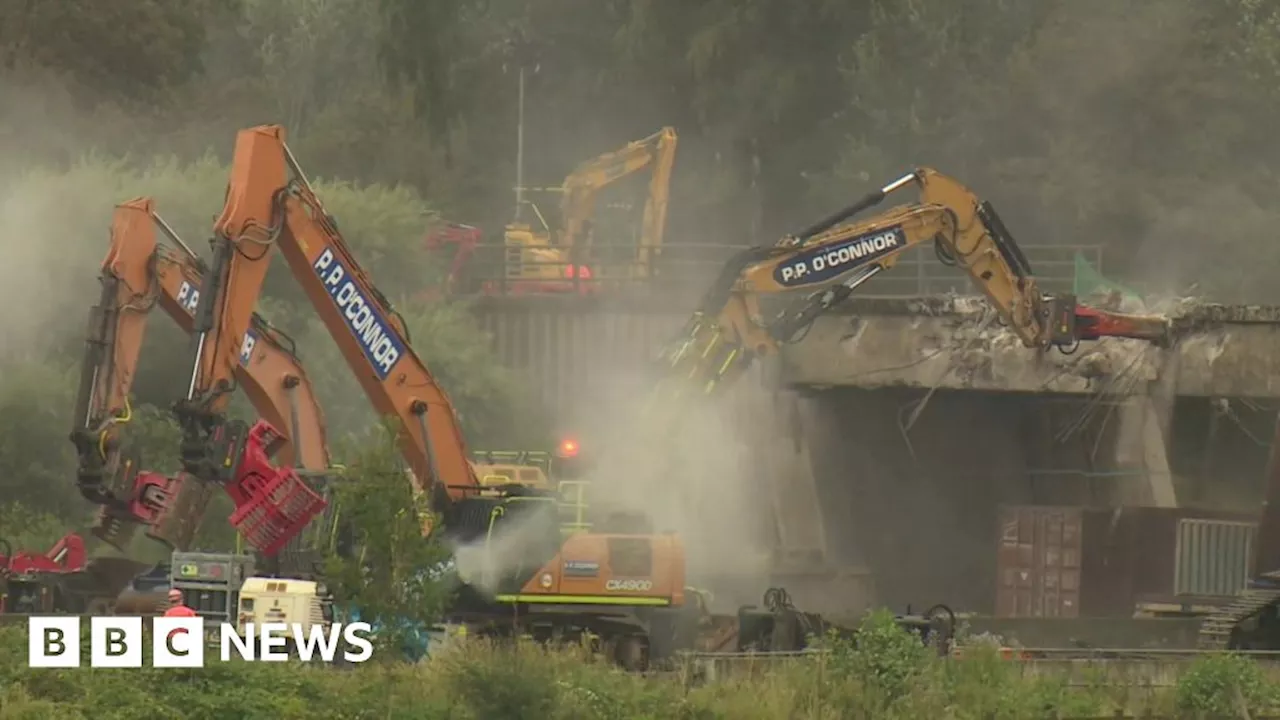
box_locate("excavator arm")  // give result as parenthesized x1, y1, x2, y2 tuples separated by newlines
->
(71, 197, 330, 553)
(172, 126, 694, 629)
(178, 126, 479, 534)
(559, 127, 677, 269)
(174, 130, 285, 485)
(659, 168, 1172, 398)
(71, 200, 160, 511)
(158, 239, 330, 472)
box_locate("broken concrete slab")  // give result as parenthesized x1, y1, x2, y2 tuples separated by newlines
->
(779, 296, 1280, 399)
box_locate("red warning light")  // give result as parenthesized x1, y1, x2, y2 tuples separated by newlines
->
(558, 439, 579, 458)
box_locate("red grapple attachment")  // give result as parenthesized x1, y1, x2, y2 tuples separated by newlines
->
(91, 465, 211, 551)
(144, 474, 216, 549)
(0, 533, 87, 575)
(224, 420, 327, 556)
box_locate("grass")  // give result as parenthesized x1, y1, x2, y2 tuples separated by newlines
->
(2, 611, 1279, 719)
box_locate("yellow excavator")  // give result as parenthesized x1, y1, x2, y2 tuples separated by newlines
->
(651, 167, 1172, 402)
(502, 127, 677, 294)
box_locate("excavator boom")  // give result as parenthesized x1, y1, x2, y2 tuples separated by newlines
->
(72, 197, 330, 552)
(559, 127, 677, 257)
(657, 168, 1173, 400)
(175, 131, 287, 484)
(175, 127, 687, 651)
(178, 126, 477, 529)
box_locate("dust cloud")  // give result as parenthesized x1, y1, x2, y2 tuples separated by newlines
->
(1023, 0, 1266, 302)
(0, 71, 131, 368)
(449, 352, 774, 609)
(577, 364, 773, 608)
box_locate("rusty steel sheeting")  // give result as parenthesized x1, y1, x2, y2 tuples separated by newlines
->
(472, 298, 687, 426)
(1174, 519, 1256, 597)
(996, 506, 1083, 619)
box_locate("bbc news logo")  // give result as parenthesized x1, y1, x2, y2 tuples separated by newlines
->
(28, 617, 374, 668)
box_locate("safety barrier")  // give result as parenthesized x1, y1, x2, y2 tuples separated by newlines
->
(431, 241, 1106, 300)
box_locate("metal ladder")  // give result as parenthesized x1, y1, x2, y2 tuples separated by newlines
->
(1197, 587, 1280, 649)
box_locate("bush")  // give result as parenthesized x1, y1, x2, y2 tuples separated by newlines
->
(1174, 653, 1280, 716)
(7, 618, 1280, 719)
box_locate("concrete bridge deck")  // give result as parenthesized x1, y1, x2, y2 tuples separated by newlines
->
(779, 297, 1280, 398)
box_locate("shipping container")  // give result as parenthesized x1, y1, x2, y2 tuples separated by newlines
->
(996, 506, 1258, 618)
(996, 506, 1083, 618)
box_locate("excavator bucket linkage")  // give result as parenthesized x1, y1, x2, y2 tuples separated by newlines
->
(223, 421, 327, 556)
(110, 420, 326, 556)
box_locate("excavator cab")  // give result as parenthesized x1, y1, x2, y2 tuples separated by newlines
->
(446, 491, 567, 598)
(470, 445, 593, 536)
(501, 127, 676, 296)
(502, 220, 598, 296)
(469, 450, 554, 492)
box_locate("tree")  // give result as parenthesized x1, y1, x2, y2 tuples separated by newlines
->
(0, 0, 240, 103)
(321, 422, 453, 659)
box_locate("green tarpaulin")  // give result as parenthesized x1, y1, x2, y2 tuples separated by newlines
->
(1073, 252, 1142, 303)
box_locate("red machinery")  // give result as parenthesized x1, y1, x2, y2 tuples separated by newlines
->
(122, 420, 326, 557)
(423, 221, 597, 297)
(0, 533, 87, 575)
(0, 533, 89, 614)
(223, 420, 327, 556)
(423, 222, 482, 298)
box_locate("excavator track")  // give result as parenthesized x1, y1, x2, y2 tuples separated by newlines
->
(1197, 587, 1280, 649)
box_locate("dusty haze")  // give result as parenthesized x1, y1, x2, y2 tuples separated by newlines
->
(2, 0, 1278, 615)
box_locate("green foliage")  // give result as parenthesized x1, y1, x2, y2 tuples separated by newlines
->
(832, 609, 929, 706)
(0, 0, 240, 102)
(930, 642, 1106, 720)
(321, 422, 453, 656)
(0, 503, 69, 553)
(1174, 652, 1280, 715)
(0, 363, 80, 520)
(10, 622, 1279, 718)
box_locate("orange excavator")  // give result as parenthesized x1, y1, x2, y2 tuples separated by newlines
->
(171, 125, 690, 666)
(70, 197, 332, 557)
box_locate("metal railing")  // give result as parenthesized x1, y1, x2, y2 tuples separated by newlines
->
(436, 241, 1104, 300)
(558, 480, 591, 535)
